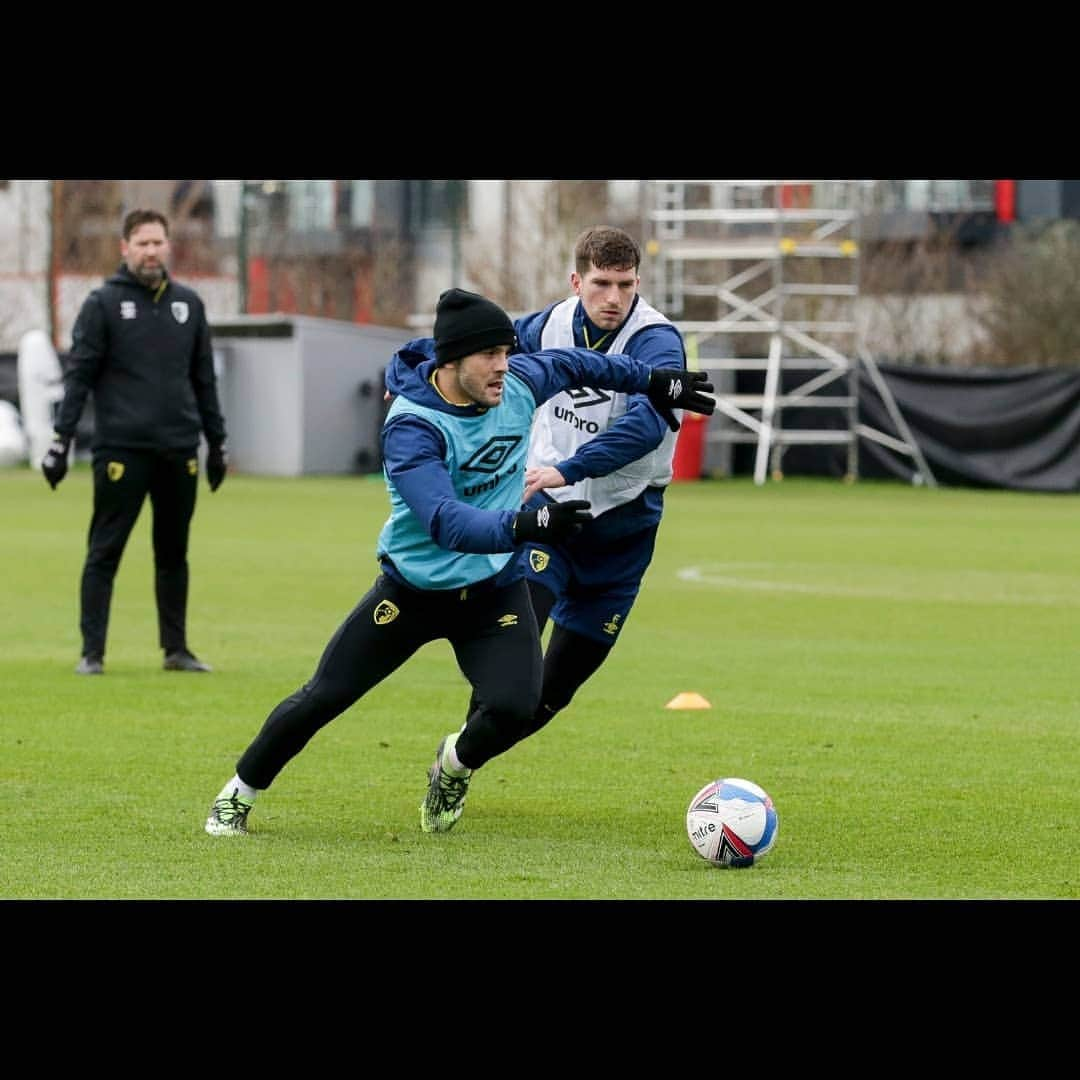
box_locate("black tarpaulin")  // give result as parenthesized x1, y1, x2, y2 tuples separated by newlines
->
(860, 364, 1080, 492)
(731, 363, 1080, 493)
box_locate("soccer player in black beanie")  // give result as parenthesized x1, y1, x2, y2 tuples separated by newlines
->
(204, 287, 714, 837)
(432, 288, 517, 364)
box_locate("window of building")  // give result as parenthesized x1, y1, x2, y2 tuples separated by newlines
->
(350, 181, 374, 227)
(212, 180, 241, 238)
(407, 180, 468, 230)
(607, 180, 641, 217)
(288, 180, 335, 232)
(866, 180, 995, 215)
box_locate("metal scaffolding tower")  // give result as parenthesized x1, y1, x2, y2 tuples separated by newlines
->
(644, 180, 934, 486)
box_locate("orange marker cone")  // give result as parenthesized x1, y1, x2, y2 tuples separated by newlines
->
(665, 692, 712, 710)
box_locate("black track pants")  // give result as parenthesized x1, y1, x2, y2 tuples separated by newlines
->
(80, 447, 198, 658)
(236, 574, 542, 789)
(463, 579, 613, 746)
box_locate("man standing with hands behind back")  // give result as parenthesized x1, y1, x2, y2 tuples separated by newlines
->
(41, 208, 228, 676)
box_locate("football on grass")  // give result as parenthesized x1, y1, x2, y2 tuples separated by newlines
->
(686, 777, 778, 868)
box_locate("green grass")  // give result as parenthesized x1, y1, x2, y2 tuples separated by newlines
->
(2, 466, 1077, 899)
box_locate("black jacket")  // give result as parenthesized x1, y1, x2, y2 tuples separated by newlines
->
(55, 264, 227, 452)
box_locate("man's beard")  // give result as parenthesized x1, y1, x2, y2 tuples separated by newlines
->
(132, 263, 165, 287)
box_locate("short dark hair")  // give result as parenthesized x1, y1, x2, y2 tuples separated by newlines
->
(573, 226, 641, 276)
(122, 209, 169, 240)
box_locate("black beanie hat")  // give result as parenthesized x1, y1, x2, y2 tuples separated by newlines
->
(433, 288, 516, 364)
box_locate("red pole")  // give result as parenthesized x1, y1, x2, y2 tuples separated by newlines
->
(995, 180, 1016, 223)
(671, 412, 708, 481)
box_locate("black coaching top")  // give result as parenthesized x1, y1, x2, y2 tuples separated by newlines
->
(55, 263, 226, 453)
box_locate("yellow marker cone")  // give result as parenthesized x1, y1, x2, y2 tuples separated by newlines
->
(666, 692, 712, 710)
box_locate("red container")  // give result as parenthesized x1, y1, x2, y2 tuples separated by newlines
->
(672, 412, 709, 481)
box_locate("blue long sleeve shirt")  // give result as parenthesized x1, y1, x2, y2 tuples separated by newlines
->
(376, 338, 659, 590)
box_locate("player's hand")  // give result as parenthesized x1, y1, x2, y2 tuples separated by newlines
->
(522, 465, 567, 502)
(513, 499, 592, 543)
(206, 444, 228, 492)
(646, 369, 716, 432)
(41, 435, 71, 490)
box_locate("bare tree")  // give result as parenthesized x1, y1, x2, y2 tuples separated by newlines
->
(56, 180, 126, 275)
(858, 219, 990, 366)
(462, 181, 612, 314)
(368, 232, 414, 327)
(966, 220, 1080, 368)
(238, 184, 412, 328)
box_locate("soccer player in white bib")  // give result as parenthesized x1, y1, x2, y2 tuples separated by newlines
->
(456, 226, 692, 770)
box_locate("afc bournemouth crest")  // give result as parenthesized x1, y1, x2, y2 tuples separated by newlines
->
(373, 600, 400, 625)
(107, 461, 125, 482)
(171, 301, 190, 324)
(529, 549, 550, 573)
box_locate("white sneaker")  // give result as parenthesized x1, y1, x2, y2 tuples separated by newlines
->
(419, 735, 472, 833)
(205, 788, 254, 835)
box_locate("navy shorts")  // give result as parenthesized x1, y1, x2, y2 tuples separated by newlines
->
(522, 522, 659, 645)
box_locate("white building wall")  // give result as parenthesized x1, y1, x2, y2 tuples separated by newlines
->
(0, 181, 51, 348)
(856, 293, 989, 363)
(0, 180, 49, 273)
(468, 180, 504, 241)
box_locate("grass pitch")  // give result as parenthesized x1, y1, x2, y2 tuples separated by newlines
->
(2, 466, 1077, 899)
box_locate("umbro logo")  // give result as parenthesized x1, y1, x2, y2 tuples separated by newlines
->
(565, 387, 612, 409)
(462, 436, 521, 474)
(497, 614, 518, 627)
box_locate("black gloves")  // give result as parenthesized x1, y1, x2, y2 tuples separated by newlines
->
(513, 499, 592, 543)
(41, 435, 71, 490)
(206, 444, 228, 492)
(646, 369, 716, 432)
(42, 437, 230, 492)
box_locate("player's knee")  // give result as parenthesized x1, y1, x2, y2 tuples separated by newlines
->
(85, 548, 124, 573)
(539, 669, 584, 715)
(485, 688, 540, 737)
(298, 678, 358, 719)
